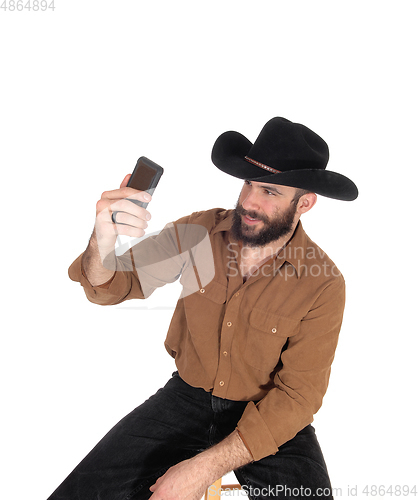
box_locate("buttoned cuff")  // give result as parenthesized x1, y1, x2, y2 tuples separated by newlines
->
(236, 401, 279, 462)
(68, 253, 137, 304)
(237, 401, 278, 461)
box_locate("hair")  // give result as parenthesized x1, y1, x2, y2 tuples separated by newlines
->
(291, 188, 311, 205)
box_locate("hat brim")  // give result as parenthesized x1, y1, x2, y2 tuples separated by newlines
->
(211, 131, 358, 201)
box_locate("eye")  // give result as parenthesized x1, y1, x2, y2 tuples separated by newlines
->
(264, 189, 275, 196)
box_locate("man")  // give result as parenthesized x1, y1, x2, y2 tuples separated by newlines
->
(48, 117, 358, 500)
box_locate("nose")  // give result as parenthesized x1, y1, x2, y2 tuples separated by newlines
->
(241, 188, 260, 212)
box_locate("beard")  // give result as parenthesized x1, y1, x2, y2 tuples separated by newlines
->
(231, 200, 297, 247)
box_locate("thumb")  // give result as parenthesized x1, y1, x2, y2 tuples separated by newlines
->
(120, 174, 131, 188)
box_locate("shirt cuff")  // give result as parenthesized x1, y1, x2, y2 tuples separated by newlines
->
(68, 253, 135, 304)
(80, 260, 116, 289)
(236, 401, 279, 462)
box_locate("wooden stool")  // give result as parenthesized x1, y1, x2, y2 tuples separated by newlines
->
(204, 477, 243, 500)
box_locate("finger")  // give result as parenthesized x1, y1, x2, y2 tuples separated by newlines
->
(111, 211, 149, 229)
(127, 190, 152, 205)
(120, 174, 131, 188)
(149, 473, 165, 492)
(114, 223, 146, 239)
(149, 476, 163, 493)
(109, 199, 151, 221)
(101, 186, 150, 202)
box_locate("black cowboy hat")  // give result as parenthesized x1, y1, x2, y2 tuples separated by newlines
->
(211, 117, 358, 201)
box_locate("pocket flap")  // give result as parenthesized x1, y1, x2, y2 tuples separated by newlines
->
(249, 308, 300, 336)
(195, 280, 227, 304)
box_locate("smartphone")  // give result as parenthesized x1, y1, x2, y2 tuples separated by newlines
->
(127, 156, 164, 208)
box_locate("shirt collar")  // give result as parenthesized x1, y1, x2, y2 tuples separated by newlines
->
(213, 210, 309, 279)
(275, 221, 308, 278)
(212, 210, 235, 234)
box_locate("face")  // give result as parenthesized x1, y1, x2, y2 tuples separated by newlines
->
(231, 180, 301, 247)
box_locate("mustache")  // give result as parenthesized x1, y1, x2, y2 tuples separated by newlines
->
(235, 204, 270, 224)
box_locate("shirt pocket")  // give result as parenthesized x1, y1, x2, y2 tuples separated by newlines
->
(244, 308, 300, 372)
(183, 280, 228, 339)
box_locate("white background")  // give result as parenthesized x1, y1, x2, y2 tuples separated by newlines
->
(1, 1, 418, 498)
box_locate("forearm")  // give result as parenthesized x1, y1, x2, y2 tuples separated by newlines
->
(82, 230, 116, 286)
(149, 430, 253, 500)
(195, 430, 253, 480)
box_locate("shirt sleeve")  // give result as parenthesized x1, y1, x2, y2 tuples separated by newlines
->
(68, 248, 146, 305)
(68, 214, 213, 306)
(236, 274, 346, 461)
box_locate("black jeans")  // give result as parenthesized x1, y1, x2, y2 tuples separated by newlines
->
(48, 372, 333, 500)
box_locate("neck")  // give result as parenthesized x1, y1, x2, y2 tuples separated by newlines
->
(238, 221, 299, 281)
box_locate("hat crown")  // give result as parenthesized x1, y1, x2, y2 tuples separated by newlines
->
(248, 117, 329, 172)
(210, 116, 358, 201)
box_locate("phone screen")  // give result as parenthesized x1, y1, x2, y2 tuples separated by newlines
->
(129, 162, 157, 191)
(126, 157, 164, 208)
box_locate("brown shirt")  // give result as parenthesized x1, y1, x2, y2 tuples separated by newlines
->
(69, 208, 345, 462)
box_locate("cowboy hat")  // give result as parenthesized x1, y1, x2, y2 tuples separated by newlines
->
(211, 117, 358, 201)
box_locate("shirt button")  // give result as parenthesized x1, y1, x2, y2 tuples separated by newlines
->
(219, 381, 225, 386)
(223, 351, 228, 356)
(235, 292, 240, 297)
(200, 289, 205, 294)
(227, 321, 232, 327)
(271, 327, 277, 334)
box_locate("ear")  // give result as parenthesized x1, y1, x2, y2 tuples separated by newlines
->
(297, 193, 317, 215)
